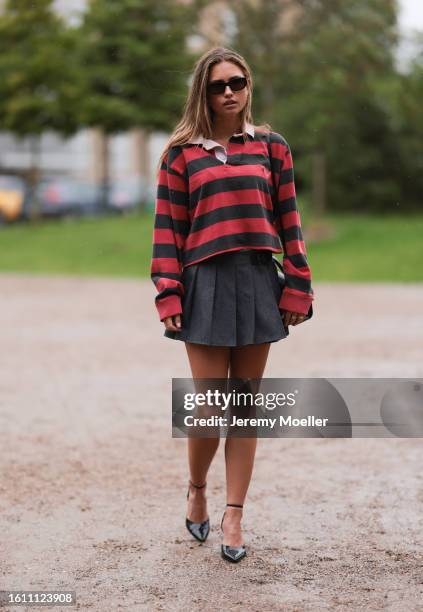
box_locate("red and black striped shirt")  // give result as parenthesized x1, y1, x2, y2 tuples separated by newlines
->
(151, 127, 314, 321)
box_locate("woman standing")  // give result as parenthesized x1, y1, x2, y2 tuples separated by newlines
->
(151, 47, 314, 563)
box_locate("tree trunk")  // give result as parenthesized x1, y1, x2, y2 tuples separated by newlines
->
(92, 128, 110, 211)
(29, 135, 41, 221)
(132, 127, 149, 210)
(99, 131, 109, 211)
(307, 149, 334, 242)
(311, 149, 326, 217)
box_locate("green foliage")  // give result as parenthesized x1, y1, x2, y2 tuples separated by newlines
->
(231, 0, 423, 211)
(78, 0, 198, 133)
(390, 62, 423, 208)
(0, 0, 421, 213)
(283, 0, 403, 211)
(0, 0, 81, 136)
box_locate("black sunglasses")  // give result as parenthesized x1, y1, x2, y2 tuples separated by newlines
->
(207, 76, 247, 95)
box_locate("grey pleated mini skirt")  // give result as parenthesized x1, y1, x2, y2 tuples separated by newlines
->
(164, 249, 289, 347)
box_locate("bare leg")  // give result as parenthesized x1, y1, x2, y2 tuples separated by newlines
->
(223, 342, 271, 546)
(184, 342, 230, 522)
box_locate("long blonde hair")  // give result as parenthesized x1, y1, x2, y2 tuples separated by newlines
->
(156, 46, 271, 178)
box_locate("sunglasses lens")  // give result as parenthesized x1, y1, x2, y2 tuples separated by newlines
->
(230, 77, 247, 91)
(208, 83, 224, 95)
(207, 77, 247, 95)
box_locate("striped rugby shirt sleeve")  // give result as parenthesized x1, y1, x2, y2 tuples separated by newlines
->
(151, 146, 190, 321)
(270, 133, 314, 315)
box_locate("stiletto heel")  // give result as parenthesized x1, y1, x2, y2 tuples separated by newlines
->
(220, 503, 246, 563)
(185, 480, 210, 542)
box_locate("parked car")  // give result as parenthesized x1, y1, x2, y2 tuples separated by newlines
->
(107, 177, 147, 213)
(34, 176, 102, 218)
(0, 174, 29, 223)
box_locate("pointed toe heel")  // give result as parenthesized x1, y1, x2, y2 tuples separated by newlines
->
(185, 480, 210, 543)
(221, 543, 247, 563)
(186, 516, 210, 542)
(220, 503, 247, 563)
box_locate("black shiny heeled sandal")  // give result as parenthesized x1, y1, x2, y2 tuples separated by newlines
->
(220, 503, 247, 563)
(185, 480, 210, 542)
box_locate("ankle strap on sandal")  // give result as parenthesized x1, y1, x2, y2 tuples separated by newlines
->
(189, 479, 207, 489)
(226, 503, 243, 508)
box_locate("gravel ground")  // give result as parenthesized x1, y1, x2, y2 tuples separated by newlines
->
(1, 274, 422, 611)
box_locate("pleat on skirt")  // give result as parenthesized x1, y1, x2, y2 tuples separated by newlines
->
(164, 249, 289, 347)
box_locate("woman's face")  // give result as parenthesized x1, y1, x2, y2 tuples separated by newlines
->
(207, 60, 249, 120)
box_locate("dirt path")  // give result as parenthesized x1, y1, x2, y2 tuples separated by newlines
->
(1, 275, 422, 611)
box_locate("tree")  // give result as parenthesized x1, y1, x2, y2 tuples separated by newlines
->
(0, 0, 81, 216)
(78, 0, 199, 207)
(229, 0, 404, 214)
(286, 0, 399, 213)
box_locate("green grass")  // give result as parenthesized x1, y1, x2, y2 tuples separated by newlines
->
(308, 213, 423, 281)
(0, 211, 154, 277)
(0, 209, 422, 282)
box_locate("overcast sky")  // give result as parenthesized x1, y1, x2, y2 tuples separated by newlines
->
(397, 0, 423, 69)
(398, 0, 423, 31)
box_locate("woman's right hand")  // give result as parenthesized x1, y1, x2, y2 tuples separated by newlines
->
(163, 314, 182, 332)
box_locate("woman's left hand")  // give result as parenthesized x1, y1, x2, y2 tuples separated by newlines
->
(281, 310, 307, 327)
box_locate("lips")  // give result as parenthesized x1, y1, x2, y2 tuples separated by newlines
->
(224, 100, 237, 106)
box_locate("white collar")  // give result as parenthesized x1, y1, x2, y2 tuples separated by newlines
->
(188, 122, 255, 150)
